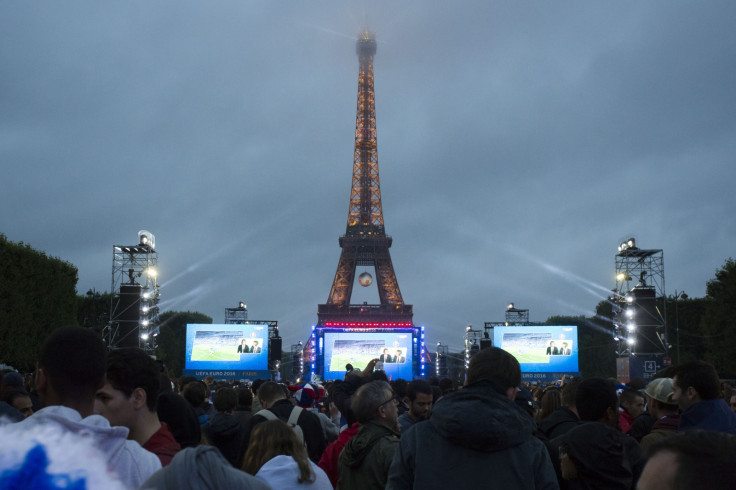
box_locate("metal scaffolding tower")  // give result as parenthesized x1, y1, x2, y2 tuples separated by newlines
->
(612, 238, 666, 357)
(105, 230, 159, 351)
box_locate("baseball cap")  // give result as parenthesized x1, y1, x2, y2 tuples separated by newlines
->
(644, 378, 674, 404)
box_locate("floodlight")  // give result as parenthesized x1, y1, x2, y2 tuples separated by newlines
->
(627, 337, 636, 345)
(146, 268, 157, 278)
(138, 230, 155, 249)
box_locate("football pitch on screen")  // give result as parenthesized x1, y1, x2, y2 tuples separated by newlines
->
(330, 352, 375, 371)
(508, 349, 549, 364)
(192, 344, 240, 361)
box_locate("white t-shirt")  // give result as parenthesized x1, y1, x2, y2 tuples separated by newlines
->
(256, 454, 332, 490)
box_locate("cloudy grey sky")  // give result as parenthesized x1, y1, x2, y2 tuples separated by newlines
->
(2, 2, 734, 353)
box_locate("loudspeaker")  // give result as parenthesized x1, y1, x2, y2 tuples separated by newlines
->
(116, 284, 141, 348)
(269, 337, 282, 363)
(480, 338, 493, 350)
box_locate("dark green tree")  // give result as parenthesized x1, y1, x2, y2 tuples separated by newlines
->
(76, 289, 111, 335)
(154, 310, 212, 377)
(665, 294, 707, 365)
(701, 258, 736, 377)
(0, 234, 78, 371)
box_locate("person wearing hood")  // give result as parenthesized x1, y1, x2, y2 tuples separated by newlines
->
(338, 380, 400, 490)
(202, 386, 248, 466)
(15, 326, 161, 489)
(386, 347, 558, 490)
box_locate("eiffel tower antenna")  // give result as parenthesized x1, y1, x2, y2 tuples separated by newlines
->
(318, 31, 413, 326)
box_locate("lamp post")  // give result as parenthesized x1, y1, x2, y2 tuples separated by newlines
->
(674, 290, 688, 364)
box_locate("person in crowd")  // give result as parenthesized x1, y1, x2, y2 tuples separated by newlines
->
(554, 378, 644, 489)
(338, 380, 400, 490)
(202, 386, 248, 467)
(387, 347, 557, 489)
(671, 360, 736, 434)
(181, 380, 213, 426)
(391, 378, 410, 417)
(94, 347, 181, 466)
(290, 382, 340, 443)
(397, 379, 433, 433)
(17, 326, 161, 488)
(729, 389, 736, 414)
(142, 445, 272, 490)
(640, 377, 679, 451)
(246, 381, 327, 463)
(332, 359, 379, 427)
(243, 419, 332, 489)
(438, 377, 456, 397)
(251, 379, 265, 413)
(637, 430, 736, 490)
(538, 377, 581, 440)
(318, 420, 360, 488)
(538, 388, 563, 421)
(618, 388, 647, 434)
(0, 419, 129, 490)
(157, 389, 202, 448)
(1, 389, 34, 418)
(234, 385, 254, 428)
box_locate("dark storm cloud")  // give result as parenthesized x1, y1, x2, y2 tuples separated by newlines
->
(1, 1, 734, 351)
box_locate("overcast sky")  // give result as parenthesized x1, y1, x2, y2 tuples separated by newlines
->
(2, 2, 734, 353)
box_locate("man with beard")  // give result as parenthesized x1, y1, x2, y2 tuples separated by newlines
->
(397, 380, 433, 433)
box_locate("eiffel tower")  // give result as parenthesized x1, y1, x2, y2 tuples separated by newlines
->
(317, 31, 413, 326)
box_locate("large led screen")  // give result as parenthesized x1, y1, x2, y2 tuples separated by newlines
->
(185, 323, 269, 372)
(322, 330, 414, 380)
(493, 325, 579, 375)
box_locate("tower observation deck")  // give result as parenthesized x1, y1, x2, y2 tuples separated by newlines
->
(318, 31, 413, 326)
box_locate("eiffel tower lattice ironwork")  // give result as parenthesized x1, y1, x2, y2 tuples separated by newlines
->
(318, 31, 413, 325)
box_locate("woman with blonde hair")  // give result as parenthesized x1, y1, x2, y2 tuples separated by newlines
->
(242, 419, 332, 489)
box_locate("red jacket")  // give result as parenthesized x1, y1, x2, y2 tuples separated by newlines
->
(618, 409, 635, 434)
(144, 422, 182, 466)
(318, 422, 359, 488)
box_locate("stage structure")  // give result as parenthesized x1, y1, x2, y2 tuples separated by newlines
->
(312, 31, 425, 380)
(105, 230, 159, 351)
(612, 238, 667, 381)
(505, 303, 529, 325)
(224, 303, 282, 377)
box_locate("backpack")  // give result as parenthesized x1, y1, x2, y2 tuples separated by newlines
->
(255, 406, 305, 445)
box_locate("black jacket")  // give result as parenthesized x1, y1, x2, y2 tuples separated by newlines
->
(386, 380, 558, 489)
(202, 413, 247, 467)
(538, 406, 579, 440)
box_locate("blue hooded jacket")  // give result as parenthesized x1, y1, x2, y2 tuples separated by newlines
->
(678, 398, 736, 434)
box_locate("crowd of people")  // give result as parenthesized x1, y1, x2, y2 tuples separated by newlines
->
(2, 325, 736, 489)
